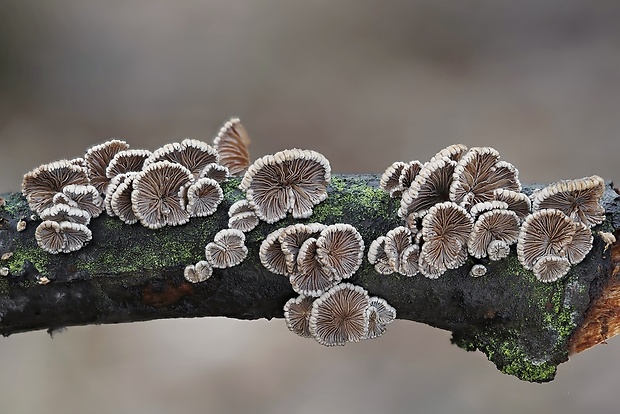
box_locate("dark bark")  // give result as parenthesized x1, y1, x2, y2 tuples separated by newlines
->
(1, 175, 619, 383)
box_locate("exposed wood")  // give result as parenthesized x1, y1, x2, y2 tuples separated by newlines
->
(0, 175, 619, 383)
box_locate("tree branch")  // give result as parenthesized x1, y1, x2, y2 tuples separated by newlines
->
(1, 175, 619, 383)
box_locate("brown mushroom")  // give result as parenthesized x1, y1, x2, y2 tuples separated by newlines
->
(399, 156, 455, 219)
(430, 144, 468, 163)
(105, 149, 152, 178)
(309, 283, 370, 346)
(205, 229, 248, 268)
(469, 264, 487, 278)
(111, 173, 139, 225)
(380, 161, 407, 197)
(364, 296, 396, 339)
(184, 261, 213, 283)
(384, 226, 414, 275)
(61, 184, 104, 218)
(35, 221, 92, 254)
(532, 255, 571, 283)
(564, 222, 593, 265)
(279, 223, 326, 275)
(487, 239, 511, 261)
(493, 188, 531, 222)
(84, 139, 130, 194)
(291, 237, 338, 296)
(284, 295, 315, 338)
(186, 178, 223, 218)
(228, 211, 260, 233)
(39, 204, 91, 225)
(398, 161, 424, 190)
(467, 209, 520, 259)
(145, 139, 219, 179)
(316, 224, 364, 279)
(213, 117, 251, 176)
(367, 236, 394, 275)
(199, 163, 229, 183)
(259, 228, 289, 275)
(517, 209, 575, 270)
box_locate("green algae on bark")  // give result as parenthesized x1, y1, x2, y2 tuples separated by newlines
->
(0, 175, 618, 383)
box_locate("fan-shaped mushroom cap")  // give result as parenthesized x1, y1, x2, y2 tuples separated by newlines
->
(316, 224, 364, 279)
(309, 283, 370, 346)
(430, 144, 468, 163)
(279, 223, 326, 275)
(398, 161, 424, 190)
(228, 199, 255, 217)
(68, 157, 86, 168)
(35, 221, 92, 254)
(85, 139, 130, 194)
(104, 173, 128, 217)
(449, 147, 520, 208)
(421, 201, 473, 270)
(469, 264, 487, 277)
(205, 229, 248, 268)
(259, 228, 288, 275)
(565, 222, 593, 265)
(487, 239, 511, 261)
(367, 236, 394, 275)
(284, 295, 315, 338)
(531, 175, 605, 227)
(418, 254, 447, 279)
(105, 149, 152, 179)
(62, 184, 104, 218)
(364, 296, 396, 339)
(145, 139, 219, 179)
(384, 226, 413, 274)
(213, 117, 251, 176)
(39, 204, 91, 225)
(517, 209, 575, 270)
(111, 174, 139, 225)
(186, 178, 223, 218)
(184, 260, 213, 283)
(22, 160, 90, 214)
(399, 244, 420, 277)
(240, 149, 331, 223)
(131, 161, 193, 229)
(399, 157, 455, 219)
(493, 188, 531, 222)
(533, 255, 571, 283)
(380, 161, 407, 197)
(199, 163, 229, 183)
(228, 211, 259, 233)
(292, 237, 339, 296)
(468, 209, 519, 259)
(469, 201, 509, 218)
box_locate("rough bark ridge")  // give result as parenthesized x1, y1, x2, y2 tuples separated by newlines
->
(1, 175, 619, 383)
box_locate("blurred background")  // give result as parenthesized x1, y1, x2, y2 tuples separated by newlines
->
(1, 1, 620, 413)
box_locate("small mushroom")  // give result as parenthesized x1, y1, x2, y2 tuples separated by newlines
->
(399, 156, 455, 220)
(564, 222, 593, 265)
(35, 220, 92, 254)
(487, 239, 511, 261)
(309, 283, 370, 346)
(399, 244, 420, 277)
(284, 295, 315, 338)
(16, 219, 27, 232)
(0, 267, 8, 277)
(531, 175, 605, 228)
(228, 199, 256, 217)
(39, 204, 91, 225)
(364, 296, 396, 340)
(598, 231, 616, 251)
(199, 163, 229, 183)
(398, 161, 424, 191)
(493, 188, 531, 223)
(84, 139, 130, 194)
(145, 139, 219, 179)
(384, 226, 414, 275)
(517, 209, 575, 270)
(430, 144, 468, 163)
(367, 236, 394, 275)
(533, 255, 571, 283)
(228, 212, 260, 233)
(469, 201, 509, 218)
(184, 261, 213, 283)
(62, 184, 104, 218)
(279, 223, 326, 275)
(259, 228, 289, 275)
(111, 173, 139, 225)
(418, 253, 447, 279)
(467, 209, 519, 259)
(22, 160, 90, 214)
(292, 237, 338, 296)
(240, 149, 331, 223)
(105, 149, 152, 178)
(449, 147, 520, 208)
(186, 178, 223, 218)
(205, 229, 248, 268)
(104, 173, 129, 217)
(469, 264, 487, 277)
(420, 201, 473, 271)
(213, 117, 251, 176)
(380, 161, 407, 197)
(131, 161, 193, 229)
(316, 224, 364, 280)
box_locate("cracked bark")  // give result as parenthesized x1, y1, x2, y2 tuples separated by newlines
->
(1, 175, 619, 383)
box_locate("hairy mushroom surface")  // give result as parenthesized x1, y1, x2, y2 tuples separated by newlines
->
(111, 174, 139, 225)
(131, 161, 193, 229)
(186, 178, 223, 218)
(35, 221, 92, 254)
(309, 283, 370, 347)
(367, 236, 394, 275)
(284, 295, 315, 338)
(105, 149, 152, 178)
(533, 255, 572, 283)
(240, 149, 331, 223)
(199, 163, 229, 183)
(84, 139, 130, 194)
(145, 139, 219, 179)
(259, 228, 289, 275)
(316, 224, 364, 280)
(205, 229, 248, 268)
(292, 237, 338, 296)
(22, 160, 90, 214)
(384, 226, 414, 274)
(39, 204, 91, 225)
(61, 184, 104, 218)
(279, 223, 326, 275)
(493, 188, 531, 222)
(213, 117, 251, 176)
(380, 161, 407, 197)
(531, 175, 605, 227)
(467, 209, 520, 259)
(564, 222, 593, 265)
(398, 160, 424, 191)
(228, 212, 259, 233)
(364, 297, 396, 339)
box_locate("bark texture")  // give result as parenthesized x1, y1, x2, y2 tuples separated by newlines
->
(1, 175, 619, 383)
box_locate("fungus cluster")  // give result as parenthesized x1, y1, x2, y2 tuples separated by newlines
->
(261, 223, 396, 346)
(376, 145, 605, 282)
(22, 118, 252, 254)
(184, 229, 248, 283)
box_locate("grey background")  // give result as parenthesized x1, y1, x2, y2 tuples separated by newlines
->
(1, 1, 619, 413)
